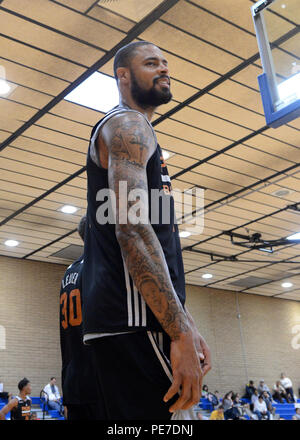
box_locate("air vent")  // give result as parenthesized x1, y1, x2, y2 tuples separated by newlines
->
(228, 276, 271, 288)
(50, 244, 83, 261)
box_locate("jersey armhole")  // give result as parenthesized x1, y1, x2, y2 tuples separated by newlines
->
(89, 108, 157, 169)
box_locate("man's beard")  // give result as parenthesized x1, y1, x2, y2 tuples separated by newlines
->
(130, 70, 172, 108)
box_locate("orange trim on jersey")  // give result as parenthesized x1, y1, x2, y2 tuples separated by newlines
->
(60, 292, 68, 329)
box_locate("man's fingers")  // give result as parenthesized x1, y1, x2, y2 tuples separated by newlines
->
(164, 375, 181, 403)
(201, 362, 211, 376)
(169, 378, 193, 413)
(200, 340, 211, 376)
(182, 377, 200, 410)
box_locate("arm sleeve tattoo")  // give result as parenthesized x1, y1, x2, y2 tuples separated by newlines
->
(101, 111, 189, 340)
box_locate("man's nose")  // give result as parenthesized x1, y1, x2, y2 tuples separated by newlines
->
(158, 62, 169, 76)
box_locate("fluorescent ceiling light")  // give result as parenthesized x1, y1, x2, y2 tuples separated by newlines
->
(64, 72, 119, 113)
(202, 273, 213, 279)
(281, 282, 293, 288)
(278, 72, 300, 105)
(287, 232, 300, 240)
(0, 79, 11, 96)
(179, 231, 191, 238)
(4, 240, 19, 247)
(60, 205, 78, 214)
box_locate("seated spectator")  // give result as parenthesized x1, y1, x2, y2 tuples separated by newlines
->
(273, 381, 290, 403)
(261, 390, 275, 416)
(43, 377, 64, 416)
(232, 392, 243, 404)
(280, 373, 296, 403)
(257, 379, 272, 400)
(207, 391, 220, 409)
(224, 405, 241, 420)
(210, 405, 225, 420)
(222, 392, 233, 412)
(243, 380, 256, 400)
(253, 395, 271, 420)
(231, 393, 251, 420)
(250, 389, 259, 412)
(292, 407, 300, 421)
(214, 390, 221, 401)
(202, 384, 209, 398)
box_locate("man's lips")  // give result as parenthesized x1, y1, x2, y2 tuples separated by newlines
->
(156, 78, 170, 87)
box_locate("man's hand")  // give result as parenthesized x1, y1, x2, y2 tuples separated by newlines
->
(163, 331, 203, 413)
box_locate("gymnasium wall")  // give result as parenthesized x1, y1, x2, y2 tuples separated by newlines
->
(0, 255, 299, 397)
(0, 255, 66, 397)
(186, 284, 300, 397)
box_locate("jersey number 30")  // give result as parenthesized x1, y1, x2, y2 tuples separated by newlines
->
(60, 289, 82, 329)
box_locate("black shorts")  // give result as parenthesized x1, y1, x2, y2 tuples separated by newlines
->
(66, 402, 106, 420)
(90, 330, 181, 420)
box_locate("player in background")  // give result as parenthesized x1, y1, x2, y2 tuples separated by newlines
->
(0, 378, 32, 420)
(60, 215, 104, 420)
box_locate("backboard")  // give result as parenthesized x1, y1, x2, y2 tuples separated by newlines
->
(251, 0, 300, 128)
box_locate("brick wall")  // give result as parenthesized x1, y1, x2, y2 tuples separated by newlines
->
(0, 255, 299, 399)
(186, 284, 300, 397)
(0, 256, 66, 397)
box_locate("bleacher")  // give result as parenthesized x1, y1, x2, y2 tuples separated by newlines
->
(272, 401, 300, 420)
(198, 396, 300, 420)
(0, 396, 65, 420)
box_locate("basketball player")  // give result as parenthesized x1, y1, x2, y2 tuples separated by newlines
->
(59, 216, 103, 420)
(0, 378, 32, 420)
(82, 41, 211, 420)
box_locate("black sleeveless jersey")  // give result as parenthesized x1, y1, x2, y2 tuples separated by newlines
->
(59, 256, 99, 405)
(11, 396, 31, 420)
(82, 106, 186, 338)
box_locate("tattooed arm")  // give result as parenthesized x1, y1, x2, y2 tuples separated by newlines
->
(100, 111, 202, 412)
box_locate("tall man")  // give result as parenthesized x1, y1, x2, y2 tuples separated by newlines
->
(59, 216, 103, 420)
(82, 41, 211, 420)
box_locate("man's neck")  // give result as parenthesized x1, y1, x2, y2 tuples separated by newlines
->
(19, 391, 27, 400)
(120, 98, 156, 122)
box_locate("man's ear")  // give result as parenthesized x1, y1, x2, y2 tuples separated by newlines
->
(117, 67, 130, 85)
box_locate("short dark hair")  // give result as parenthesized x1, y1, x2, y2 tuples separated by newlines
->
(113, 41, 155, 80)
(50, 377, 56, 381)
(77, 216, 86, 242)
(18, 378, 30, 391)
